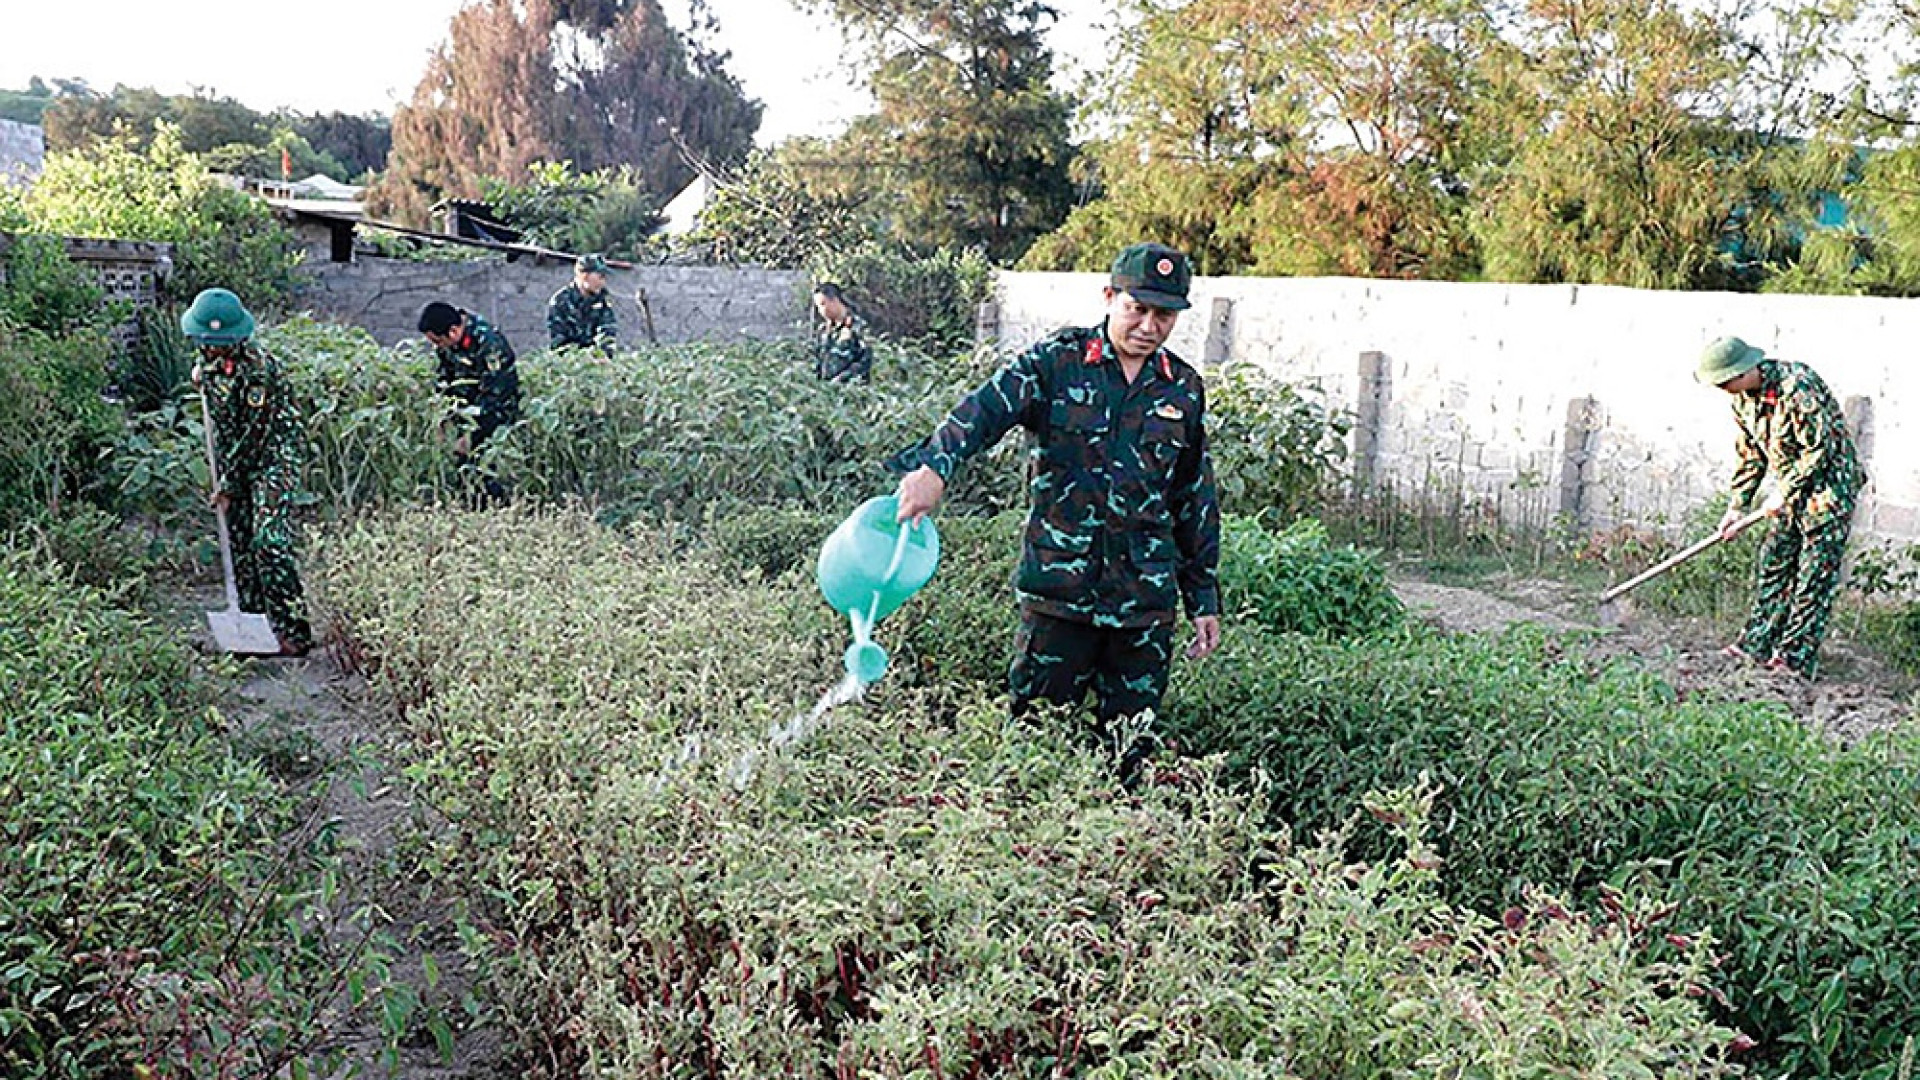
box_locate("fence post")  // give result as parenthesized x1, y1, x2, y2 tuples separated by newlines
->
(974, 298, 1001, 358)
(1202, 296, 1234, 367)
(1353, 351, 1391, 494)
(1559, 396, 1600, 530)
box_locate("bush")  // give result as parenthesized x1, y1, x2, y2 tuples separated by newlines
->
(810, 240, 994, 355)
(0, 319, 119, 522)
(20, 124, 301, 306)
(313, 507, 1746, 1077)
(1207, 362, 1352, 524)
(0, 544, 348, 1078)
(1219, 516, 1402, 637)
(481, 161, 662, 260)
(0, 233, 120, 337)
(1165, 624, 1920, 1077)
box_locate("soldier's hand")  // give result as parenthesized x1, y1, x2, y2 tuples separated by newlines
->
(207, 490, 230, 514)
(1760, 489, 1788, 518)
(1185, 615, 1221, 660)
(1717, 507, 1746, 540)
(896, 466, 945, 524)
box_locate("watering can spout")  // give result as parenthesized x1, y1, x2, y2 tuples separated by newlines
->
(817, 495, 940, 684)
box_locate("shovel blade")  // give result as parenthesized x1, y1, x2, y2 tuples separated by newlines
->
(207, 608, 281, 655)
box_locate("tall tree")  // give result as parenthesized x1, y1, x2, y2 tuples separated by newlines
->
(374, 0, 760, 226)
(798, 0, 1076, 262)
(1471, 0, 1764, 289)
(1027, 0, 1491, 278)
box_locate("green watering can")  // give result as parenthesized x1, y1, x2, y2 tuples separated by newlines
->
(816, 495, 941, 683)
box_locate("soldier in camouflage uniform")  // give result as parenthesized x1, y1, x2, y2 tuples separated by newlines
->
(812, 282, 872, 383)
(419, 301, 520, 501)
(185, 288, 313, 656)
(1697, 336, 1864, 678)
(890, 243, 1221, 780)
(548, 253, 618, 356)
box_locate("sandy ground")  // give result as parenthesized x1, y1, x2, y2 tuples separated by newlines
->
(1394, 575, 1917, 743)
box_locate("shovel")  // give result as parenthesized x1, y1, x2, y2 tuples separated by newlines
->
(1597, 507, 1771, 624)
(199, 389, 282, 655)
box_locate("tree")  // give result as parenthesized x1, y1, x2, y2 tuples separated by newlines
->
(1025, 0, 1490, 278)
(796, 0, 1076, 262)
(1470, 0, 1768, 289)
(374, 0, 760, 226)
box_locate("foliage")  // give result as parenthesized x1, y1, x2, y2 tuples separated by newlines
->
(0, 544, 366, 1078)
(686, 145, 884, 268)
(19, 125, 302, 305)
(810, 239, 994, 352)
(801, 0, 1076, 262)
(1165, 624, 1920, 1077)
(1220, 516, 1403, 637)
(117, 303, 196, 414)
(1633, 502, 1767, 623)
(1471, 0, 1769, 290)
(373, 0, 759, 225)
(0, 318, 118, 523)
(0, 232, 118, 337)
(1207, 362, 1352, 522)
(313, 506, 1744, 1077)
(480, 160, 662, 259)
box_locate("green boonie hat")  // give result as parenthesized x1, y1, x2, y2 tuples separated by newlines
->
(180, 288, 255, 345)
(576, 253, 610, 274)
(1110, 242, 1192, 311)
(1696, 336, 1764, 385)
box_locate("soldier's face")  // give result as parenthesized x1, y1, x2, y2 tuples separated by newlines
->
(1718, 369, 1763, 394)
(578, 270, 607, 295)
(1104, 289, 1180, 364)
(814, 293, 848, 323)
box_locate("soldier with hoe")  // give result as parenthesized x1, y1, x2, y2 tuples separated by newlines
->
(549, 253, 619, 356)
(890, 242, 1221, 782)
(185, 287, 313, 657)
(1697, 336, 1864, 679)
(418, 301, 521, 499)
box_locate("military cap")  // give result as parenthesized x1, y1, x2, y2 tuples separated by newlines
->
(180, 288, 256, 345)
(1696, 336, 1765, 385)
(576, 253, 610, 275)
(1110, 243, 1192, 311)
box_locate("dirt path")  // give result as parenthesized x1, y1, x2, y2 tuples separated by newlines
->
(1394, 574, 1917, 743)
(211, 640, 503, 1077)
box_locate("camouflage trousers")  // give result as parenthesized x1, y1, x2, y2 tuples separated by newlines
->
(1739, 509, 1854, 677)
(229, 466, 312, 653)
(1010, 608, 1174, 783)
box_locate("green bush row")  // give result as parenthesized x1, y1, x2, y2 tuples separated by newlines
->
(0, 541, 342, 1077)
(1162, 625, 1920, 1078)
(313, 507, 1744, 1078)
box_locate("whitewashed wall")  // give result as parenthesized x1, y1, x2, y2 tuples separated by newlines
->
(988, 273, 1919, 547)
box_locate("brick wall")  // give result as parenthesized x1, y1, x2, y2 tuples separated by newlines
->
(296, 256, 810, 349)
(988, 272, 1920, 548)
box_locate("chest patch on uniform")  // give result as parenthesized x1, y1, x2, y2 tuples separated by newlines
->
(1153, 403, 1184, 421)
(246, 386, 267, 409)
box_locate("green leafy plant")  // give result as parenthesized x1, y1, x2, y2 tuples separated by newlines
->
(1208, 362, 1352, 524)
(1219, 515, 1402, 637)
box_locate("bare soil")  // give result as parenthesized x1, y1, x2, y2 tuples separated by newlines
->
(1393, 574, 1917, 743)
(193, 597, 504, 1078)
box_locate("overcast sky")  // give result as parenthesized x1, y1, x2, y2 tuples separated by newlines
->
(0, 0, 1119, 145)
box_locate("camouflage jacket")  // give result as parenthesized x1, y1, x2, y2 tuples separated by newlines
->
(815, 314, 872, 382)
(1728, 360, 1864, 527)
(889, 323, 1220, 627)
(434, 310, 521, 437)
(547, 283, 618, 354)
(202, 341, 304, 488)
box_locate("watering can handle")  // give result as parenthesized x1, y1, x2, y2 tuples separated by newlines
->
(880, 516, 918, 586)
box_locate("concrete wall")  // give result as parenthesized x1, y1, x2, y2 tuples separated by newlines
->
(989, 272, 1920, 547)
(0, 120, 44, 187)
(295, 256, 809, 349)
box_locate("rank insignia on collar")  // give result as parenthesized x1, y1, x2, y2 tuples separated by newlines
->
(1153, 403, 1184, 421)
(1083, 338, 1105, 366)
